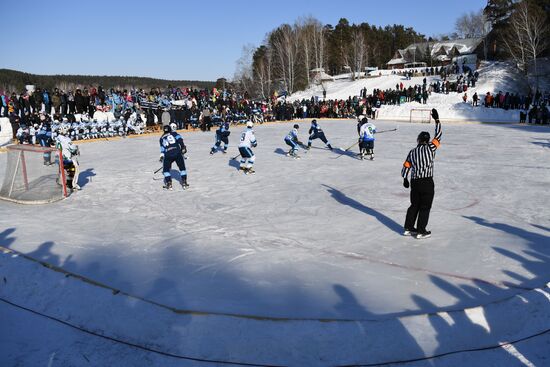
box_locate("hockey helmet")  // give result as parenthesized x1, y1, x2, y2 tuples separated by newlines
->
(170, 122, 177, 131)
(246, 121, 254, 128)
(311, 119, 317, 125)
(417, 131, 430, 144)
(357, 115, 365, 122)
(59, 126, 69, 135)
(361, 117, 368, 124)
(163, 125, 171, 133)
(293, 124, 299, 129)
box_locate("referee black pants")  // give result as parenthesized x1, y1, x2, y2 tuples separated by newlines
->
(405, 177, 434, 233)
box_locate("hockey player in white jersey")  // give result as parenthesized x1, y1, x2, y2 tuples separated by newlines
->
(358, 117, 376, 160)
(56, 127, 81, 191)
(238, 121, 257, 174)
(284, 124, 303, 158)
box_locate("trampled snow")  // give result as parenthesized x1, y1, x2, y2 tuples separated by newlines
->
(1, 119, 549, 366)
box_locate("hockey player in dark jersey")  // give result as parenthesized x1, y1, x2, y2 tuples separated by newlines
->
(159, 125, 189, 190)
(210, 121, 230, 155)
(307, 119, 333, 150)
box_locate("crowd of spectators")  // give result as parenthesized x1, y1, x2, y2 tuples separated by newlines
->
(1, 65, 549, 144)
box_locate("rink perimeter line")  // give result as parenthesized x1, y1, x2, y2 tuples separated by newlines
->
(2, 245, 550, 366)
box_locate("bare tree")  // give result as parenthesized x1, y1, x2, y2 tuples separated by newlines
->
(349, 29, 367, 80)
(296, 17, 314, 86)
(253, 47, 273, 98)
(310, 19, 326, 71)
(234, 44, 255, 95)
(455, 10, 486, 38)
(271, 24, 299, 94)
(502, 0, 549, 89)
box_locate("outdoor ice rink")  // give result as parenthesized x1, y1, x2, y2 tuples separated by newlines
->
(1, 119, 550, 366)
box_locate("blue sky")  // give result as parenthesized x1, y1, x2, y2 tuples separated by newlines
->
(2, 0, 486, 81)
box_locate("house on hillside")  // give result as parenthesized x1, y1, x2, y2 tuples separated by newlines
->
(386, 38, 484, 69)
(310, 68, 334, 83)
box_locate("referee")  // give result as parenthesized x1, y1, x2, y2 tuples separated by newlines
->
(401, 109, 442, 239)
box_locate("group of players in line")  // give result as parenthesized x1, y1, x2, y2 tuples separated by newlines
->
(158, 116, 377, 190)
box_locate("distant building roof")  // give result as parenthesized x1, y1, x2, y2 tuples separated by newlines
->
(310, 68, 334, 82)
(387, 38, 483, 66)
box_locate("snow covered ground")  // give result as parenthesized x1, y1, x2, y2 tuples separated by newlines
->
(289, 61, 549, 123)
(1, 119, 550, 366)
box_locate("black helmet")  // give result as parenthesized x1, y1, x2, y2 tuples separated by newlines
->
(293, 124, 299, 129)
(361, 117, 368, 124)
(163, 125, 171, 133)
(418, 131, 430, 144)
(311, 119, 317, 125)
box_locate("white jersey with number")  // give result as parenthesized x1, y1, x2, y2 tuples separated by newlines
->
(238, 128, 256, 148)
(56, 135, 78, 160)
(360, 122, 376, 141)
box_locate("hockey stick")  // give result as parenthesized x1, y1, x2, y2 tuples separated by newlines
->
(154, 166, 162, 174)
(231, 153, 241, 160)
(344, 141, 359, 152)
(376, 128, 398, 134)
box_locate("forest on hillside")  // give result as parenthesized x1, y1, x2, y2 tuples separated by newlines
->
(0, 69, 216, 93)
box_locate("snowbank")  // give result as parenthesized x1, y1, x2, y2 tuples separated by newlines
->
(0, 117, 12, 146)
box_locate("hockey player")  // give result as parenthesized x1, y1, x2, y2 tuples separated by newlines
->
(56, 126, 81, 191)
(159, 125, 189, 190)
(16, 124, 32, 144)
(358, 117, 376, 160)
(37, 114, 53, 165)
(284, 124, 303, 158)
(238, 121, 257, 174)
(356, 115, 366, 135)
(307, 119, 333, 150)
(210, 121, 230, 155)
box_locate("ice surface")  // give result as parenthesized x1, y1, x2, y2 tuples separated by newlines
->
(1, 119, 549, 366)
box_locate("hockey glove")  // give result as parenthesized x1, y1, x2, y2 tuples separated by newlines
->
(403, 178, 410, 188)
(182, 146, 187, 154)
(159, 154, 164, 162)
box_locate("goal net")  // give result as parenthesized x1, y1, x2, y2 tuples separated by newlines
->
(409, 109, 432, 123)
(0, 145, 68, 204)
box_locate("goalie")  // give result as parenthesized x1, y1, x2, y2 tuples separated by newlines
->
(56, 127, 81, 191)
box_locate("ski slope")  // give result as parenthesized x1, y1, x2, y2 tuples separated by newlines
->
(1, 120, 549, 366)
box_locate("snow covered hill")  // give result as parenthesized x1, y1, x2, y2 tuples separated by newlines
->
(289, 61, 549, 123)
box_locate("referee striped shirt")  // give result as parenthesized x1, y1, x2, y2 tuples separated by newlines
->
(401, 123, 442, 180)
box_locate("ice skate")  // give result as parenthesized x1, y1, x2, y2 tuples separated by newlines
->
(415, 231, 432, 239)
